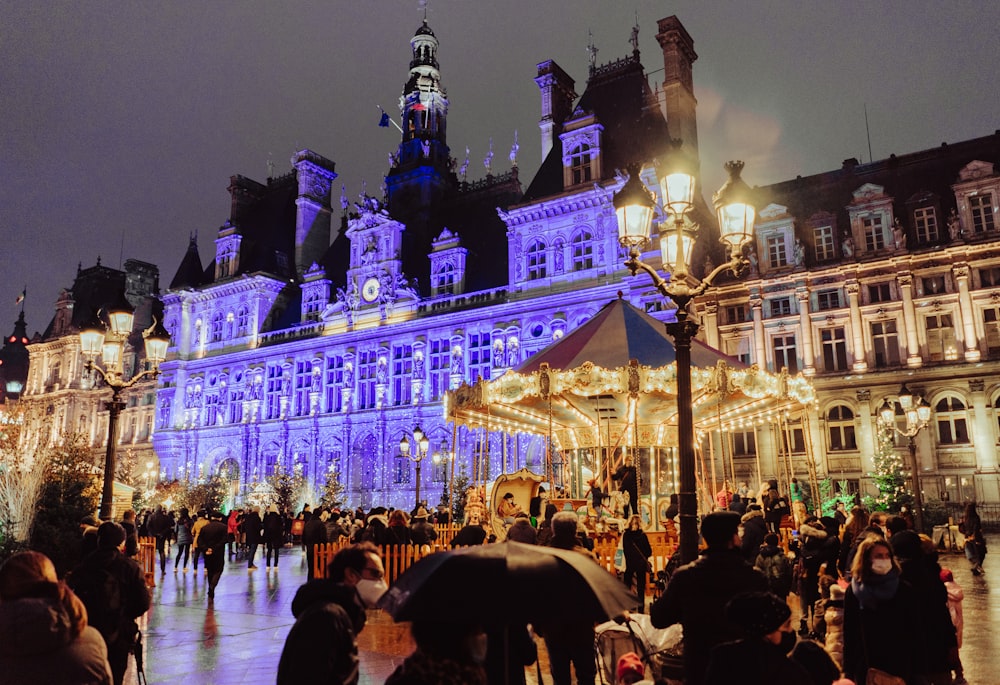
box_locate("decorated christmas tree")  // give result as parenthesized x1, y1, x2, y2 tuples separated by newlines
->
(863, 427, 913, 513)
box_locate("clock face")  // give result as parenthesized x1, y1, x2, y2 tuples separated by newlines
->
(361, 277, 381, 302)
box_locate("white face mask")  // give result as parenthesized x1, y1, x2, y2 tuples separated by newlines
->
(356, 578, 388, 608)
(871, 558, 893, 575)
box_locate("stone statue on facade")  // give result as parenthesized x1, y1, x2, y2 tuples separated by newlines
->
(793, 237, 805, 267)
(948, 208, 962, 241)
(842, 233, 855, 258)
(893, 217, 906, 250)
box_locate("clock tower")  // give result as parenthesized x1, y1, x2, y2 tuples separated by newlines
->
(342, 196, 414, 319)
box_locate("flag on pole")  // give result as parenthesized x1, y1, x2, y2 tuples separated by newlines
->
(14, 288, 25, 306)
(378, 109, 390, 127)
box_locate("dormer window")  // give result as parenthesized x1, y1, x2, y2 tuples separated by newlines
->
(435, 263, 456, 294)
(862, 215, 888, 251)
(914, 206, 939, 243)
(559, 122, 602, 189)
(570, 144, 592, 184)
(970, 193, 996, 234)
(214, 234, 241, 280)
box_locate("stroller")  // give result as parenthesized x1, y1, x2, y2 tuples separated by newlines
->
(594, 613, 684, 684)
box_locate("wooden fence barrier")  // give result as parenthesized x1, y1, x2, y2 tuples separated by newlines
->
(138, 536, 156, 587)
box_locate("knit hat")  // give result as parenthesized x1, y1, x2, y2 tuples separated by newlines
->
(940, 568, 954, 583)
(726, 591, 791, 636)
(97, 521, 127, 549)
(616, 652, 644, 682)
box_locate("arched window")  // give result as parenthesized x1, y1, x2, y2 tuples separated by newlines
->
(571, 229, 594, 271)
(936, 395, 970, 444)
(526, 240, 547, 280)
(570, 144, 592, 185)
(826, 404, 857, 451)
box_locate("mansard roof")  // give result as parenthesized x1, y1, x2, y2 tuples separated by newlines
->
(759, 131, 1000, 231)
(522, 54, 672, 202)
(169, 234, 208, 290)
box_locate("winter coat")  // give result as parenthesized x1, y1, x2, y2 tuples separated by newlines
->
(197, 520, 229, 554)
(622, 528, 652, 571)
(243, 511, 263, 545)
(505, 519, 538, 545)
(705, 637, 813, 685)
(385, 524, 412, 546)
(263, 511, 285, 546)
(0, 595, 113, 685)
(359, 515, 388, 545)
(410, 520, 438, 546)
(843, 575, 925, 684)
(450, 524, 488, 548)
(650, 548, 768, 685)
(823, 586, 845, 669)
(898, 556, 958, 676)
(174, 517, 193, 546)
(740, 509, 767, 561)
(146, 510, 172, 538)
(191, 517, 208, 549)
(944, 579, 964, 647)
(764, 490, 790, 526)
(302, 518, 328, 548)
(67, 548, 150, 651)
(277, 580, 366, 685)
(797, 521, 829, 605)
(384, 650, 488, 685)
(754, 543, 793, 598)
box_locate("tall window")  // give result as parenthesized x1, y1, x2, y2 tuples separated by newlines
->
(863, 216, 887, 251)
(204, 394, 220, 427)
(979, 266, 1000, 287)
(526, 240, 547, 280)
(936, 395, 969, 444)
(766, 234, 788, 268)
(394, 456, 412, 485)
(730, 429, 756, 457)
(467, 333, 491, 383)
(827, 405, 857, 451)
(392, 344, 413, 406)
(821, 328, 848, 371)
(229, 387, 244, 424)
(571, 230, 594, 271)
(725, 305, 747, 324)
(265, 364, 283, 420)
(436, 263, 456, 294)
(770, 297, 792, 317)
(325, 355, 344, 413)
(871, 321, 900, 367)
(970, 193, 996, 234)
(429, 338, 451, 400)
(772, 334, 798, 374)
(814, 225, 835, 262)
(983, 307, 1000, 358)
(925, 314, 957, 361)
(357, 350, 377, 410)
(868, 283, 892, 303)
(569, 144, 592, 185)
(914, 207, 938, 243)
(236, 306, 250, 337)
(211, 311, 224, 343)
(293, 361, 312, 417)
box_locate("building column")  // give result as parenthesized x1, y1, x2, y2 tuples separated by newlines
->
(796, 288, 815, 376)
(953, 264, 981, 362)
(856, 389, 878, 476)
(750, 294, 766, 368)
(897, 274, 923, 367)
(846, 281, 868, 373)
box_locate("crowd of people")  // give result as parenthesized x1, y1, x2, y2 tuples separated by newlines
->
(0, 479, 988, 685)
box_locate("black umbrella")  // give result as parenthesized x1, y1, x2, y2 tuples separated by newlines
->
(377, 540, 637, 624)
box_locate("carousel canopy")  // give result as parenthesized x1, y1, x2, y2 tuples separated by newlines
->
(447, 297, 815, 450)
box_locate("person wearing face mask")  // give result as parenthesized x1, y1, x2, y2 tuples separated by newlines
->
(704, 591, 812, 684)
(384, 620, 488, 685)
(842, 537, 924, 684)
(277, 542, 387, 685)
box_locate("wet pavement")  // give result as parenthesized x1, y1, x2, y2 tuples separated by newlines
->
(128, 538, 999, 684)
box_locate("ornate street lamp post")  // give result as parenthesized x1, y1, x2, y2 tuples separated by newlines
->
(878, 384, 932, 532)
(400, 425, 430, 507)
(79, 292, 169, 521)
(614, 143, 757, 564)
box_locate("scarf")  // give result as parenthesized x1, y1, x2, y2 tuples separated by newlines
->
(851, 570, 899, 609)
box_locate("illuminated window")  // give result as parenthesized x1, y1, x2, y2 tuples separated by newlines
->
(429, 338, 451, 400)
(265, 365, 283, 420)
(983, 307, 1000, 358)
(970, 193, 996, 234)
(936, 395, 969, 444)
(293, 361, 311, 417)
(435, 263, 456, 294)
(827, 405, 857, 451)
(211, 311, 224, 343)
(871, 321, 901, 367)
(571, 230, 594, 271)
(357, 350, 377, 411)
(392, 344, 413, 406)
(236, 307, 250, 337)
(925, 314, 958, 361)
(325, 355, 344, 413)
(914, 207, 938, 243)
(527, 240, 547, 280)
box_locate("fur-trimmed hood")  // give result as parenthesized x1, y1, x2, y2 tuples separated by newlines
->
(799, 521, 828, 540)
(741, 509, 764, 524)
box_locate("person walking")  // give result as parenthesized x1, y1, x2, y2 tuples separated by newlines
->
(145, 505, 172, 574)
(197, 511, 229, 600)
(119, 510, 139, 559)
(302, 506, 329, 580)
(243, 505, 263, 570)
(263, 504, 285, 570)
(961, 501, 986, 575)
(191, 510, 208, 573)
(0, 550, 113, 685)
(67, 522, 151, 685)
(622, 514, 652, 612)
(650, 511, 768, 685)
(173, 507, 193, 572)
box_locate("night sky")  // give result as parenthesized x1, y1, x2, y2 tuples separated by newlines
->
(3, 1, 997, 337)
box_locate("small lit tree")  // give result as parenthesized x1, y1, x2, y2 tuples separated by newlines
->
(451, 465, 470, 523)
(268, 465, 307, 515)
(319, 469, 345, 508)
(863, 427, 913, 514)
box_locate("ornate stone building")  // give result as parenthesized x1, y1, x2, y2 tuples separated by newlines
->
(151, 15, 1000, 511)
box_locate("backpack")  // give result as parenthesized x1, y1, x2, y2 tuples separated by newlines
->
(70, 564, 125, 644)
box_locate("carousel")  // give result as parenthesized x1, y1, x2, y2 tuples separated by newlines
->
(445, 295, 817, 536)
